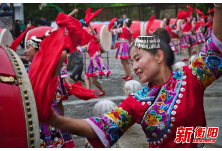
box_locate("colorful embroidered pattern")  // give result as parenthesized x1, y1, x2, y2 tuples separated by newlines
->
(140, 71, 183, 141)
(134, 86, 160, 101)
(89, 107, 134, 146)
(191, 37, 222, 88)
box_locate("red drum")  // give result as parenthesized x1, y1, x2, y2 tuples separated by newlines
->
(0, 44, 40, 147)
(130, 21, 145, 40)
(25, 26, 54, 49)
(84, 23, 112, 52)
(0, 28, 14, 47)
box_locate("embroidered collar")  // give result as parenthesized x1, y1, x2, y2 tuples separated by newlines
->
(134, 71, 182, 101)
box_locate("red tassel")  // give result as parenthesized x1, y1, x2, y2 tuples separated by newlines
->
(108, 18, 118, 31)
(29, 13, 96, 123)
(201, 15, 208, 19)
(56, 12, 96, 54)
(177, 9, 192, 19)
(146, 15, 155, 34)
(10, 25, 35, 52)
(195, 9, 204, 16)
(114, 42, 119, 49)
(208, 8, 214, 14)
(187, 5, 194, 12)
(63, 82, 99, 100)
(84, 8, 103, 24)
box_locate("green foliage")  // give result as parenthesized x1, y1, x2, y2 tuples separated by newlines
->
(196, 3, 214, 15)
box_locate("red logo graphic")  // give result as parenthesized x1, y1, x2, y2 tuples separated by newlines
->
(175, 127, 219, 143)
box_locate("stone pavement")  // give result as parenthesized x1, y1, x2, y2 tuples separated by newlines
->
(17, 44, 222, 148)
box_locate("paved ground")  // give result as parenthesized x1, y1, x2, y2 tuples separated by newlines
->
(17, 44, 222, 148)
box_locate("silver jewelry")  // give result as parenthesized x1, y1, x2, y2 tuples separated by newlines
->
(134, 35, 160, 49)
(26, 36, 42, 49)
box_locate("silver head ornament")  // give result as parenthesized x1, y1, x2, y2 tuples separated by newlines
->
(133, 35, 160, 49)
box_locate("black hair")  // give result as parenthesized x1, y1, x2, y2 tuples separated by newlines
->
(94, 28, 98, 35)
(129, 28, 175, 70)
(166, 19, 170, 26)
(126, 19, 132, 28)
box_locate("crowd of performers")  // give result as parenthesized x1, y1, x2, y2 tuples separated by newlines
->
(6, 3, 222, 148)
(155, 6, 214, 62)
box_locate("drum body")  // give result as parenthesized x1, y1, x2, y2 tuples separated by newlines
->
(84, 24, 112, 52)
(0, 28, 14, 46)
(25, 26, 54, 49)
(0, 43, 40, 147)
(130, 21, 145, 40)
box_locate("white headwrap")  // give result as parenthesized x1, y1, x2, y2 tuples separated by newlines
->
(26, 36, 42, 50)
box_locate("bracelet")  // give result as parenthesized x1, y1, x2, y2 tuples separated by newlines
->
(214, 3, 222, 8)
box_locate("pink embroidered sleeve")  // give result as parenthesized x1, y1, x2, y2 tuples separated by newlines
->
(190, 33, 222, 88)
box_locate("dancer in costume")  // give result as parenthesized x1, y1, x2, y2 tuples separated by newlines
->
(204, 15, 213, 40)
(175, 16, 196, 61)
(25, 36, 75, 148)
(77, 24, 110, 96)
(161, 18, 178, 52)
(111, 18, 133, 81)
(192, 14, 205, 53)
(55, 55, 72, 116)
(45, 4, 222, 148)
(25, 12, 97, 147)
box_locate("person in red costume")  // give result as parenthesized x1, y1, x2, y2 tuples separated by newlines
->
(192, 13, 205, 53)
(161, 17, 178, 52)
(24, 36, 75, 148)
(77, 24, 111, 96)
(176, 16, 197, 61)
(111, 18, 133, 81)
(204, 15, 213, 40)
(46, 4, 222, 148)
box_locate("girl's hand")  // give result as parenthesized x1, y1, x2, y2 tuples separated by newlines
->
(45, 107, 60, 127)
(68, 83, 72, 88)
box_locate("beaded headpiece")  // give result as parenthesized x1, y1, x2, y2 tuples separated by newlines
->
(131, 35, 160, 49)
(26, 36, 42, 50)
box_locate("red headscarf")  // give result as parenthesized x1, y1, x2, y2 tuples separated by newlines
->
(84, 8, 103, 24)
(10, 25, 35, 52)
(29, 12, 95, 122)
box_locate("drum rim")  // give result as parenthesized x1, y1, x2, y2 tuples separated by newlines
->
(0, 43, 40, 147)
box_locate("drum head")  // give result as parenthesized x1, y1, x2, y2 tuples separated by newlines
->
(25, 26, 54, 49)
(99, 25, 111, 52)
(0, 44, 40, 147)
(0, 28, 14, 47)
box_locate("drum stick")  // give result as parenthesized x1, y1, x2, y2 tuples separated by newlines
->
(68, 9, 78, 16)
